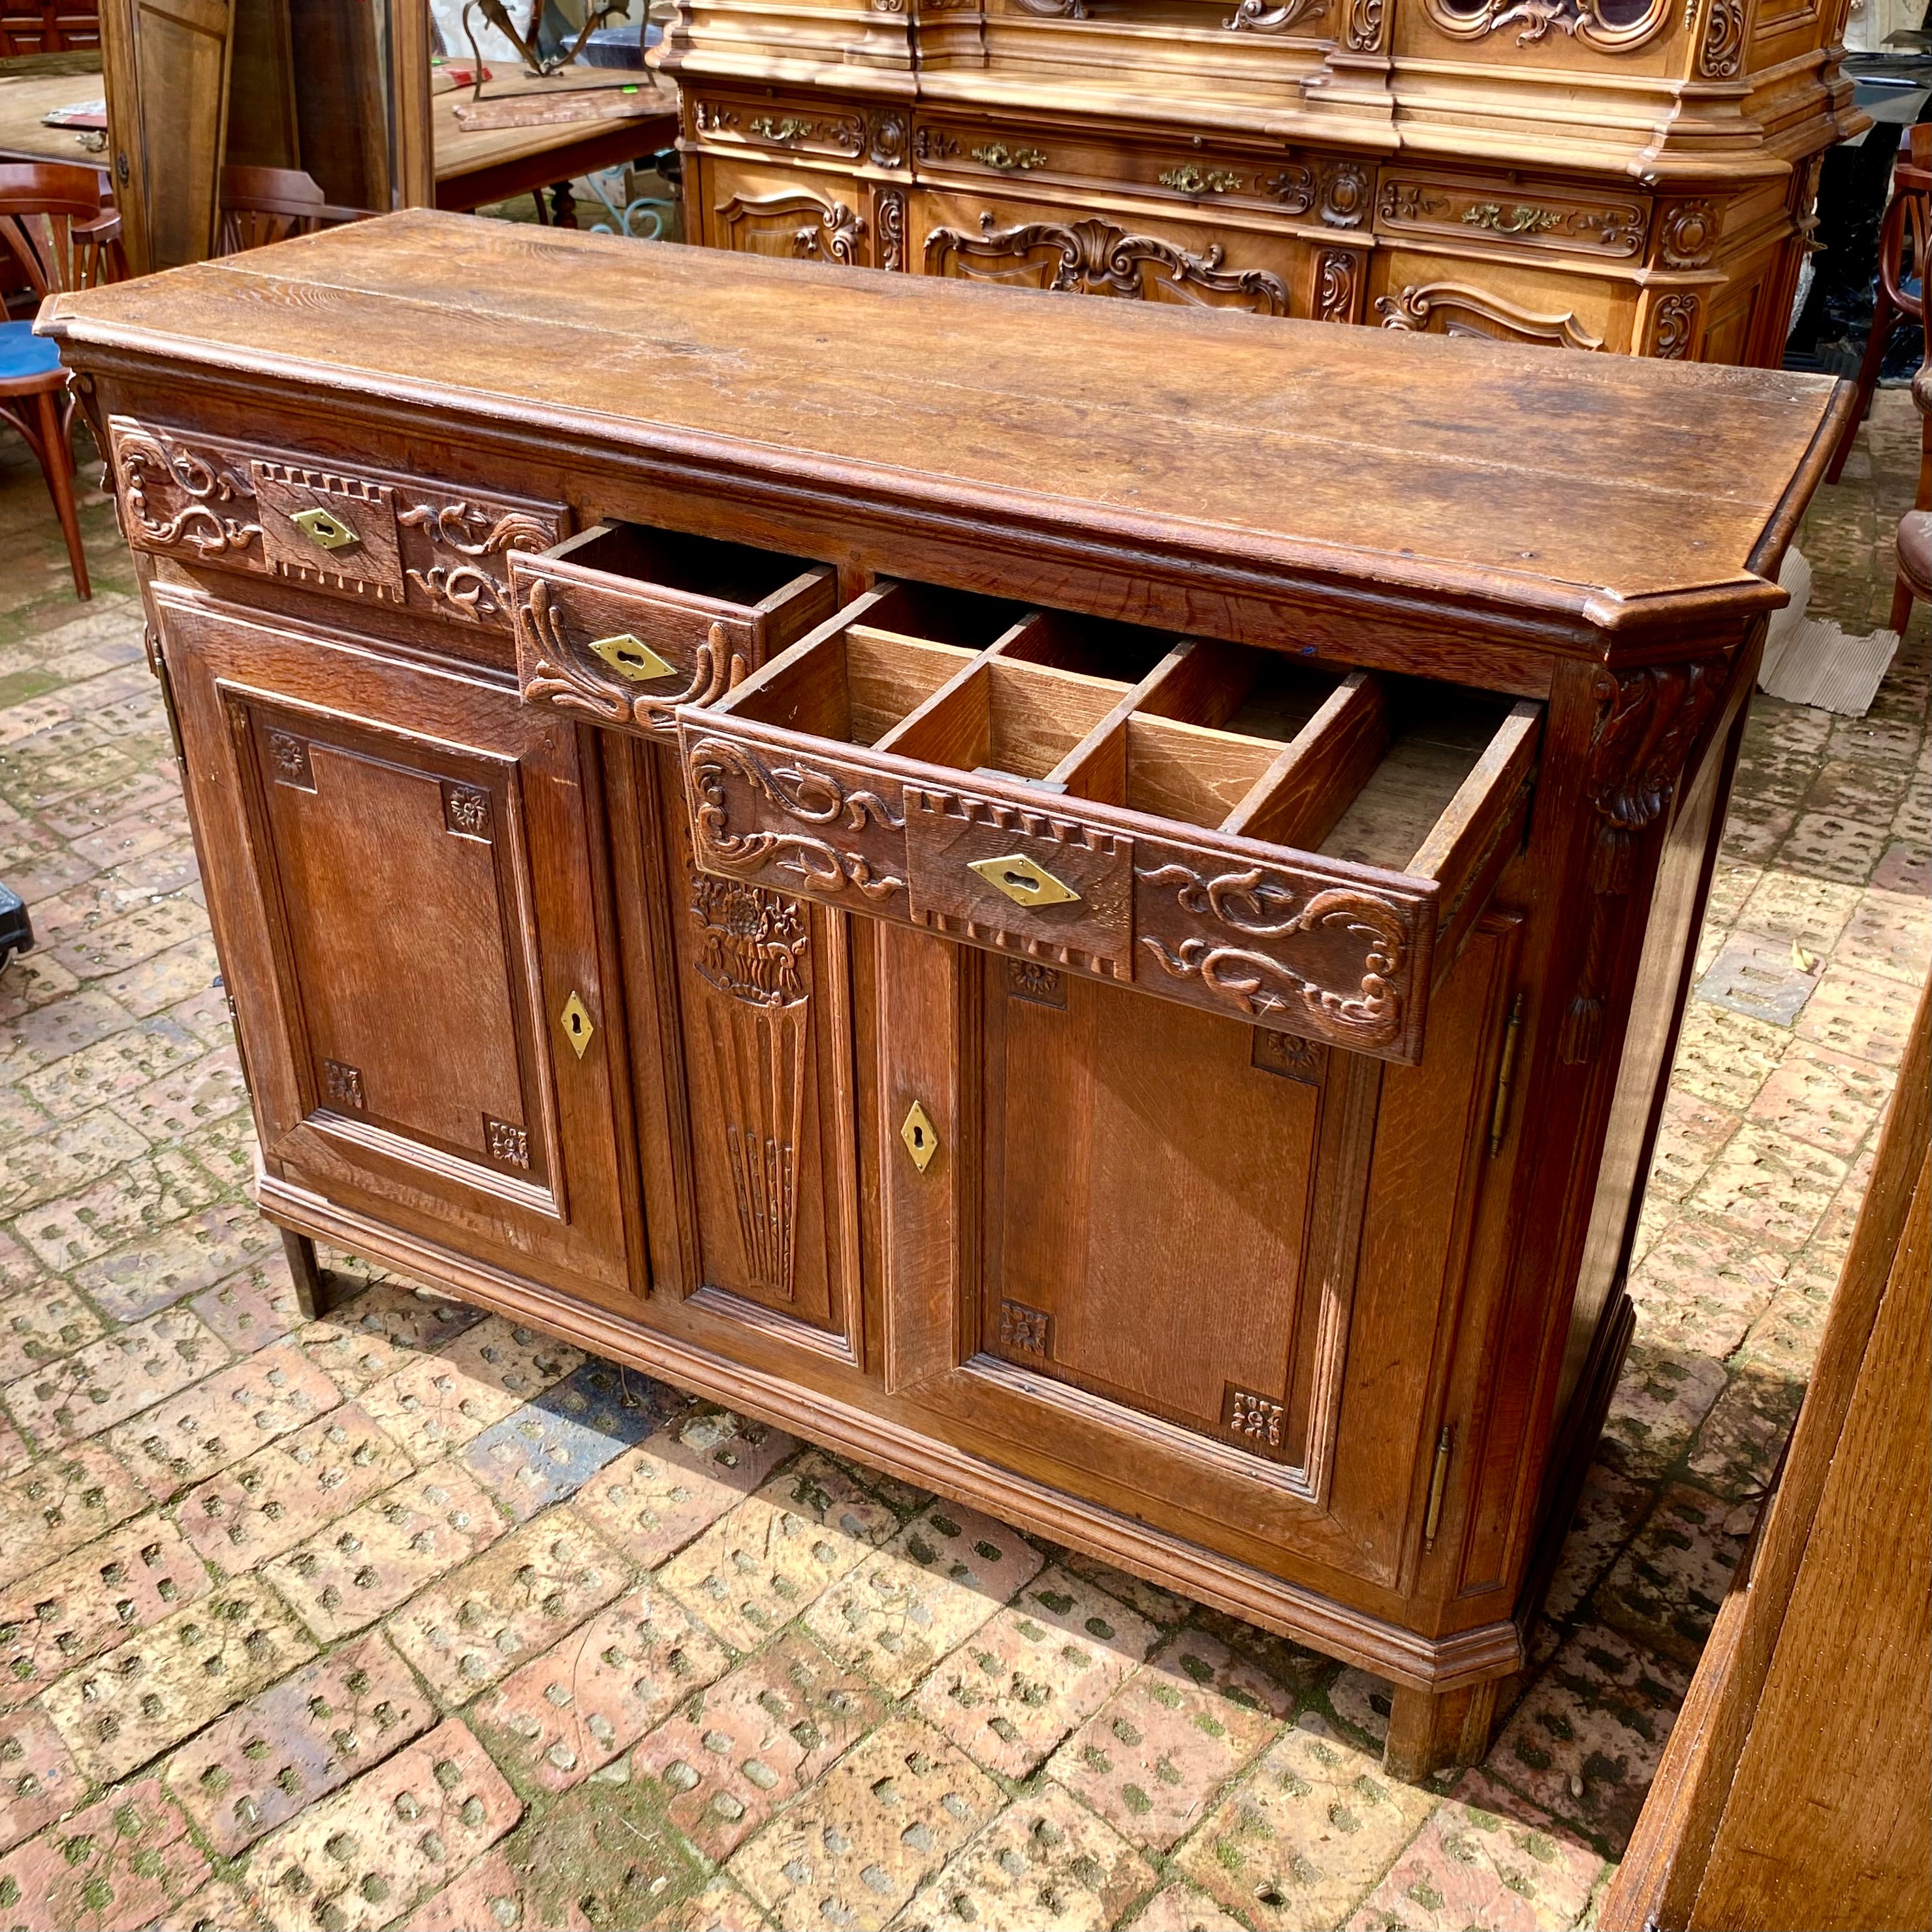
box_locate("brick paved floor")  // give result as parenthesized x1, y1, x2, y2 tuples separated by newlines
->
(0, 391, 1925, 1932)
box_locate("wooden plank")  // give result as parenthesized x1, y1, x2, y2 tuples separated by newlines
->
(1604, 984, 1931, 1932)
(1223, 670, 1389, 847)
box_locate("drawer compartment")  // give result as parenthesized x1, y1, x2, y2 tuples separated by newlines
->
(106, 416, 565, 632)
(678, 590, 1542, 1062)
(511, 520, 839, 738)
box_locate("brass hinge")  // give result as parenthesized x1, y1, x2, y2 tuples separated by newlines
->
(145, 629, 187, 773)
(219, 981, 254, 1098)
(1488, 991, 1525, 1156)
(1423, 1425, 1453, 1551)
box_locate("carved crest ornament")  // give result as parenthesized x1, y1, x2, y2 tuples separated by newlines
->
(520, 598, 748, 735)
(1421, 0, 1670, 50)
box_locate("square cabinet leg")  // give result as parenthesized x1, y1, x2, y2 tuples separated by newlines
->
(1384, 1679, 1500, 1782)
(280, 1228, 330, 1320)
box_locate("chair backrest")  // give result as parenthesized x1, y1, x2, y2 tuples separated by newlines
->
(0, 161, 119, 299)
(217, 166, 370, 255)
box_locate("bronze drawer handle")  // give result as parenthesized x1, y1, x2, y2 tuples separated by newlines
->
(1159, 165, 1243, 196)
(972, 144, 1047, 173)
(967, 852, 1081, 908)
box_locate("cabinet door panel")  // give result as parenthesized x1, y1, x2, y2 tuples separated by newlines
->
(157, 591, 641, 1310)
(880, 913, 1518, 1594)
(983, 964, 1325, 1453)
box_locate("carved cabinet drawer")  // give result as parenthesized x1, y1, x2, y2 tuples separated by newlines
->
(108, 416, 567, 633)
(678, 580, 1542, 1064)
(509, 521, 839, 738)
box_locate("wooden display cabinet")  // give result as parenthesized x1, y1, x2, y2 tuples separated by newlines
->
(660, 0, 1863, 366)
(40, 214, 1848, 1778)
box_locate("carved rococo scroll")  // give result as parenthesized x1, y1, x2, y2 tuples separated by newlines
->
(521, 591, 747, 735)
(1559, 660, 1726, 1064)
(925, 212, 1291, 314)
(396, 499, 558, 624)
(1420, 0, 1671, 52)
(1135, 860, 1409, 1048)
(114, 426, 262, 558)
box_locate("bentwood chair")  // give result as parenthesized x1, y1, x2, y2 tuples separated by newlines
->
(0, 161, 124, 601)
(217, 166, 370, 255)
(1828, 123, 1932, 486)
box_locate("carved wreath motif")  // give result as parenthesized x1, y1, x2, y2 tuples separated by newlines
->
(689, 867, 811, 1009)
(396, 500, 554, 622)
(1135, 863, 1408, 1043)
(1421, 0, 1670, 51)
(927, 212, 1290, 314)
(686, 736, 908, 902)
(521, 587, 746, 733)
(117, 431, 262, 558)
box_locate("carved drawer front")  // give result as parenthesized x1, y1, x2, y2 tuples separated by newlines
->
(679, 581, 1543, 1064)
(701, 155, 874, 266)
(1369, 251, 1621, 354)
(1374, 172, 1651, 263)
(916, 187, 1299, 316)
(108, 416, 566, 631)
(510, 521, 839, 740)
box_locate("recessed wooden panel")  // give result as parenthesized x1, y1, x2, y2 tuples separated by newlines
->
(981, 960, 1324, 1462)
(240, 705, 543, 1183)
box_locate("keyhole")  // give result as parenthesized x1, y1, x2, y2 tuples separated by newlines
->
(1003, 870, 1039, 894)
(910, 1124, 926, 1150)
(617, 648, 643, 669)
(570, 1013, 583, 1037)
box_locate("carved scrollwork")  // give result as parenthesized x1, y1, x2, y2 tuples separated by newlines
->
(116, 430, 262, 558)
(1225, 0, 1327, 30)
(1263, 165, 1316, 214)
(1380, 182, 1448, 223)
(1376, 281, 1605, 351)
(1012, 0, 1088, 13)
(716, 193, 868, 266)
(1346, 0, 1387, 50)
(685, 736, 908, 902)
(1135, 864, 1408, 1045)
(1649, 292, 1700, 360)
(877, 188, 908, 271)
(521, 588, 746, 733)
(1315, 248, 1361, 323)
(396, 499, 554, 623)
(1319, 160, 1372, 230)
(1699, 0, 1745, 77)
(1559, 661, 1726, 1063)
(926, 212, 1290, 314)
(1420, 0, 1670, 52)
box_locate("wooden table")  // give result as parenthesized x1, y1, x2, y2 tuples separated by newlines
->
(0, 65, 677, 225)
(0, 69, 106, 167)
(432, 67, 679, 225)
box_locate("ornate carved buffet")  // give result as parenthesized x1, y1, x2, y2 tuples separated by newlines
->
(41, 214, 1848, 1778)
(660, 0, 1862, 364)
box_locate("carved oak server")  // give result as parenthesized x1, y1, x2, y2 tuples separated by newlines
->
(40, 214, 1848, 1779)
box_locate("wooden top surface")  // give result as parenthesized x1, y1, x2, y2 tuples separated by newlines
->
(433, 69, 676, 182)
(0, 72, 106, 166)
(40, 210, 1846, 640)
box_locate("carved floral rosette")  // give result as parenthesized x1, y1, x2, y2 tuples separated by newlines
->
(678, 720, 1431, 1061)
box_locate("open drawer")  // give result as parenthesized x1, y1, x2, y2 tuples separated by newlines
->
(676, 585, 1542, 1063)
(511, 519, 839, 735)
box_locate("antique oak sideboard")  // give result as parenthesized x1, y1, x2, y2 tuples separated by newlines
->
(658, 0, 1862, 366)
(40, 214, 1848, 1779)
